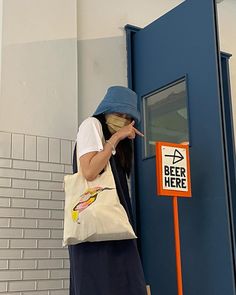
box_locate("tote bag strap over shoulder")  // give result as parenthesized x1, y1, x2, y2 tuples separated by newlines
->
(72, 143, 78, 174)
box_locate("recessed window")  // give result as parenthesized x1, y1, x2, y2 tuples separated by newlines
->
(143, 79, 189, 158)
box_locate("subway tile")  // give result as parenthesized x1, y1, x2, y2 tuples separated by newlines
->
(63, 279, 69, 289)
(1, 228, 23, 238)
(51, 172, 65, 182)
(8, 280, 36, 292)
(24, 209, 50, 219)
(63, 259, 70, 269)
(0, 207, 24, 218)
(0, 270, 22, 281)
(64, 164, 73, 174)
(0, 239, 9, 248)
(51, 191, 65, 200)
(0, 167, 25, 179)
(11, 218, 37, 228)
(39, 181, 64, 191)
(49, 138, 60, 163)
(21, 292, 47, 295)
(11, 198, 38, 209)
(26, 170, 51, 181)
(0, 132, 11, 158)
(0, 158, 12, 168)
(23, 249, 50, 259)
(38, 239, 62, 248)
(24, 229, 50, 239)
(9, 259, 36, 270)
(12, 133, 24, 159)
(21, 291, 48, 295)
(61, 140, 71, 164)
(0, 187, 24, 198)
(39, 181, 63, 191)
(25, 189, 50, 200)
(37, 279, 62, 290)
(2, 292, 20, 295)
(39, 162, 64, 173)
(0, 197, 10, 207)
(50, 290, 69, 295)
(23, 269, 49, 280)
(38, 219, 63, 229)
(51, 249, 69, 259)
(13, 160, 37, 170)
(0, 281, 7, 292)
(37, 259, 63, 270)
(50, 210, 64, 219)
(25, 135, 37, 161)
(0, 218, 10, 227)
(10, 239, 37, 249)
(50, 230, 63, 239)
(0, 177, 11, 187)
(0, 249, 21, 259)
(37, 136, 49, 162)
(39, 200, 63, 210)
(50, 269, 69, 279)
(0, 260, 8, 269)
(12, 179, 38, 189)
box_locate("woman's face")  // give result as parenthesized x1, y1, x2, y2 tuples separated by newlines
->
(105, 113, 132, 134)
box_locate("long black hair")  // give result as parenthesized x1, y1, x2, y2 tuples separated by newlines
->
(93, 114, 133, 177)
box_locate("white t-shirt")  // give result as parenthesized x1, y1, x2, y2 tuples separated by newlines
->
(76, 117, 105, 161)
(76, 117, 131, 190)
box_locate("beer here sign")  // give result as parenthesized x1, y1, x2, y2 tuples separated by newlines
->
(156, 142, 192, 197)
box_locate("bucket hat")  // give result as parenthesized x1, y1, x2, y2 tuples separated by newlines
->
(93, 86, 140, 123)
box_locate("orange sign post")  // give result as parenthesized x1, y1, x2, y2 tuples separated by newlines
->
(156, 142, 192, 295)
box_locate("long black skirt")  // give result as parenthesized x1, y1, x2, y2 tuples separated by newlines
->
(68, 151, 147, 295)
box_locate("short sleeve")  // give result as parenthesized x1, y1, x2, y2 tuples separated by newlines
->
(76, 117, 104, 159)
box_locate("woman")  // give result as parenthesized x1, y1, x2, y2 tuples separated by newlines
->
(69, 86, 147, 295)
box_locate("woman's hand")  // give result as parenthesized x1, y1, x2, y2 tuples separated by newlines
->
(115, 120, 144, 140)
(79, 121, 144, 181)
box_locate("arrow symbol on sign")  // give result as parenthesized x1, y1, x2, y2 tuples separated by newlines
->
(165, 149, 184, 165)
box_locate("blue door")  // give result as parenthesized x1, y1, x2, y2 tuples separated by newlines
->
(126, 1, 236, 295)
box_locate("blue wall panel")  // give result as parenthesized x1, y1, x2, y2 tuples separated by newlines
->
(128, 1, 236, 294)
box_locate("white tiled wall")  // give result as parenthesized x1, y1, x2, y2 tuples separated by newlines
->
(0, 130, 74, 295)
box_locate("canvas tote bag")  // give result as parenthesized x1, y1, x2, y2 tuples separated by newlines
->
(63, 161, 137, 246)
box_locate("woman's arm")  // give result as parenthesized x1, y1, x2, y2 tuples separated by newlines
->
(79, 121, 143, 181)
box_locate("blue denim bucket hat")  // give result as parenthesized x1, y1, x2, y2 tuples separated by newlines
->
(93, 86, 140, 123)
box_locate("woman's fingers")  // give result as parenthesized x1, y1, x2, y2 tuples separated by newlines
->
(134, 127, 144, 137)
(118, 120, 144, 139)
(128, 121, 144, 137)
